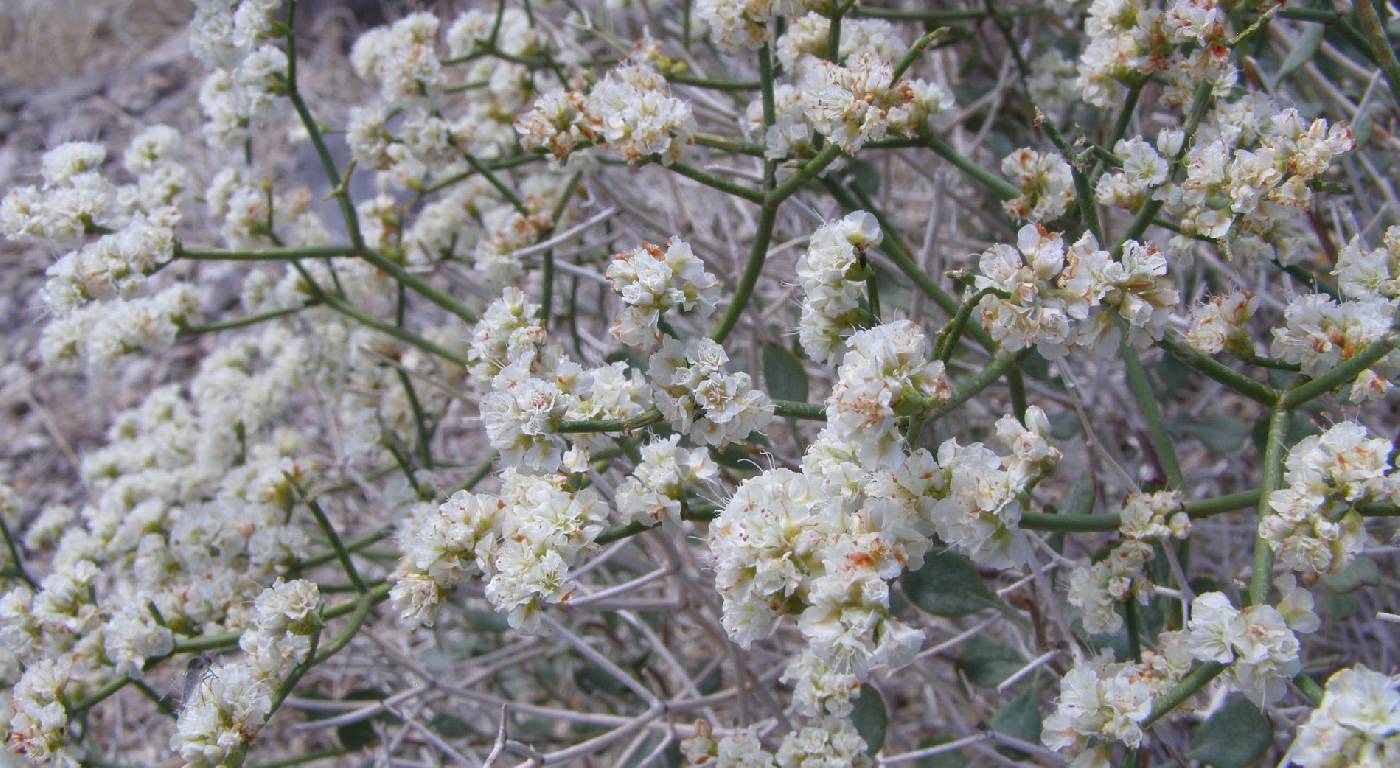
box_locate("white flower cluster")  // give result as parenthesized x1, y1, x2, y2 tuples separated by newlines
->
(681, 716, 872, 767)
(973, 225, 1179, 359)
(1335, 226, 1400, 302)
(173, 579, 321, 767)
(616, 435, 718, 526)
(709, 322, 1056, 717)
(1186, 590, 1309, 706)
(1067, 491, 1189, 635)
(1270, 293, 1398, 402)
(1263, 422, 1400, 575)
(825, 320, 952, 467)
(1185, 290, 1257, 356)
(1288, 664, 1400, 767)
(796, 211, 882, 363)
(190, 1, 290, 148)
(775, 13, 904, 77)
(695, 0, 818, 51)
(465, 287, 549, 389)
(391, 469, 606, 631)
(518, 59, 696, 166)
(649, 338, 774, 448)
(1160, 98, 1354, 259)
(799, 52, 953, 153)
(1001, 148, 1075, 224)
(1, 138, 201, 371)
(482, 356, 648, 473)
(1043, 631, 1194, 762)
(1078, 0, 1235, 110)
(351, 13, 444, 106)
(1094, 136, 1171, 211)
(606, 238, 722, 349)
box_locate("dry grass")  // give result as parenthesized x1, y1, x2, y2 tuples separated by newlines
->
(0, 0, 187, 89)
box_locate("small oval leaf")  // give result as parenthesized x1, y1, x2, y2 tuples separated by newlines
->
(1188, 695, 1272, 768)
(903, 550, 1001, 617)
(851, 685, 887, 755)
(762, 343, 809, 403)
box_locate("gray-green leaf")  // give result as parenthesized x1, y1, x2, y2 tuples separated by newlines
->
(956, 637, 1026, 688)
(990, 687, 1042, 760)
(1188, 695, 1272, 768)
(903, 550, 1001, 617)
(851, 685, 887, 755)
(762, 343, 809, 403)
(1173, 416, 1252, 453)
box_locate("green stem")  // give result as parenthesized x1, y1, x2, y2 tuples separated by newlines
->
(290, 480, 367, 594)
(179, 303, 315, 335)
(927, 350, 1024, 420)
(1117, 83, 1212, 249)
(1282, 335, 1398, 408)
(693, 132, 766, 156)
(926, 138, 1019, 200)
(1007, 365, 1028, 422)
(934, 286, 1006, 361)
(1356, 0, 1400, 106)
(1249, 404, 1289, 607)
(766, 145, 843, 204)
(0, 514, 36, 588)
(891, 29, 948, 82)
(667, 160, 767, 204)
(320, 294, 469, 367)
(773, 399, 826, 421)
(1124, 599, 1142, 662)
(176, 244, 356, 261)
(711, 199, 779, 342)
(667, 74, 762, 92)
(1121, 335, 1185, 488)
(1293, 672, 1326, 706)
(557, 408, 664, 435)
(1143, 662, 1225, 727)
(1158, 333, 1279, 405)
(1039, 109, 1103, 243)
(595, 503, 720, 545)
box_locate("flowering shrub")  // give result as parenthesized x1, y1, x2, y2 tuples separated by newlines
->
(3, 0, 1400, 765)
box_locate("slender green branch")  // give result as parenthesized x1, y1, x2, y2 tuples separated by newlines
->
(1143, 662, 1226, 727)
(1158, 333, 1279, 405)
(289, 479, 367, 594)
(1123, 599, 1142, 662)
(773, 399, 826, 421)
(311, 592, 376, 664)
(694, 132, 766, 156)
(176, 244, 357, 261)
(667, 161, 767, 204)
(1039, 109, 1103, 243)
(711, 198, 778, 341)
(1117, 83, 1212, 248)
(928, 350, 1025, 421)
(179, 303, 315, 335)
(320, 294, 469, 367)
(1282, 335, 1398, 408)
(1249, 405, 1289, 606)
(892, 29, 948, 82)
(667, 74, 762, 92)
(766, 145, 843, 204)
(0, 514, 36, 588)
(1356, 0, 1400, 105)
(595, 503, 720, 545)
(926, 138, 1019, 200)
(1121, 334, 1184, 488)
(934, 286, 1007, 362)
(1294, 672, 1326, 706)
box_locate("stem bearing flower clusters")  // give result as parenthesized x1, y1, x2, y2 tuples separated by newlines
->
(2, 0, 1400, 766)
